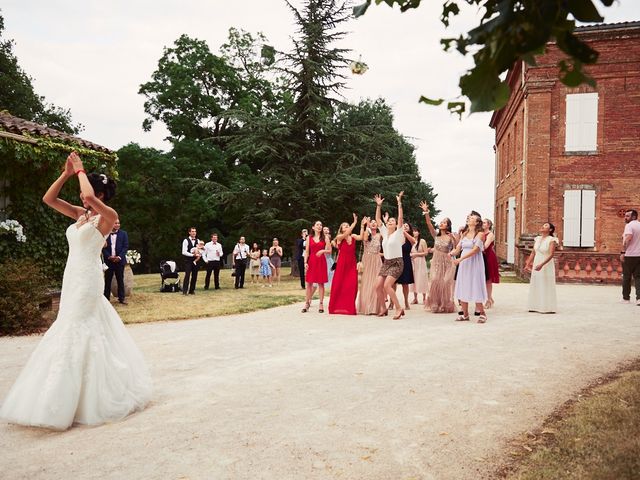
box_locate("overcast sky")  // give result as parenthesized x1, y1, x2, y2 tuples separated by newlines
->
(3, 1, 639, 228)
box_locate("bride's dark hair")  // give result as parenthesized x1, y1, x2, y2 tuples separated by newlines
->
(87, 173, 116, 203)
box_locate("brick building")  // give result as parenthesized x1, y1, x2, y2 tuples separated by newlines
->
(489, 21, 640, 283)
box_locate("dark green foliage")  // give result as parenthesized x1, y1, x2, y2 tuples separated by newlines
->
(0, 138, 117, 280)
(211, 2, 438, 242)
(113, 142, 235, 272)
(133, 1, 437, 266)
(353, 0, 617, 114)
(139, 28, 280, 141)
(0, 13, 82, 134)
(0, 258, 52, 336)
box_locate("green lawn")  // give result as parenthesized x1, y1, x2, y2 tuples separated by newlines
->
(114, 267, 306, 324)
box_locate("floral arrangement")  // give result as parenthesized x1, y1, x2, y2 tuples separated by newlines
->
(350, 57, 369, 75)
(125, 249, 141, 265)
(0, 219, 26, 243)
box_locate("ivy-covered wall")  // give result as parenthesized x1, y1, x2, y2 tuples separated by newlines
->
(0, 136, 118, 282)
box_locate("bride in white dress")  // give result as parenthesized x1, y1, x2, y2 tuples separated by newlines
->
(525, 222, 559, 313)
(0, 152, 152, 430)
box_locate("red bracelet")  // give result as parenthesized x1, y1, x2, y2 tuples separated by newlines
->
(76, 169, 86, 175)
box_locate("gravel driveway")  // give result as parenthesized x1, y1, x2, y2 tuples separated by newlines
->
(0, 283, 638, 480)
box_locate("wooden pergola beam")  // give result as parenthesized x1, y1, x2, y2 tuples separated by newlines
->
(0, 130, 38, 144)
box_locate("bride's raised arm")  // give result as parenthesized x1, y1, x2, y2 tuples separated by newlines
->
(68, 152, 118, 235)
(42, 154, 86, 221)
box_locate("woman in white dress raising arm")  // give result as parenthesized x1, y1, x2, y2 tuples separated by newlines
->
(1, 152, 152, 431)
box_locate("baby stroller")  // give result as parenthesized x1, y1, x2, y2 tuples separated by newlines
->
(159, 261, 181, 292)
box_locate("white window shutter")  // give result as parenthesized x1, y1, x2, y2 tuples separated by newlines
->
(580, 93, 598, 151)
(565, 93, 598, 151)
(563, 190, 582, 247)
(580, 190, 596, 247)
(565, 95, 580, 151)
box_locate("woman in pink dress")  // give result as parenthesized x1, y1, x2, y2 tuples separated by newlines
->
(410, 227, 429, 305)
(420, 201, 457, 313)
(357, 217, 384, 314)
(302, 220, 331, 313)
(482, 219, 500, 308)
(329, 213, 363, 315)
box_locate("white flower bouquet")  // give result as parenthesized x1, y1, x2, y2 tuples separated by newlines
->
(125, 249, 141, 265)
(350, 57, 369, 75)
(0, 219, 26, 242)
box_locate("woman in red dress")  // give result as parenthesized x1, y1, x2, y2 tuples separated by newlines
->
(329, 213, 364, 315)
(482, 218, 500, 308)
(302, 220, 331, 313)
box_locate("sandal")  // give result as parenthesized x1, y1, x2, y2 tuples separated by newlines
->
(318, 303, 324, 313)
(393, 309, 405, 320)
(455, 314, 470, 321)
(477, 313, 487, 324)
(302, 301, 310, 313)
(377, 309, 389, 317)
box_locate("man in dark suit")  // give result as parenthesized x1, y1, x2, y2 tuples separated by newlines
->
(103, 217, 129, 305)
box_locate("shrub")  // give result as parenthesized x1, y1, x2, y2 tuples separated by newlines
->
(0, 258, 53, 335)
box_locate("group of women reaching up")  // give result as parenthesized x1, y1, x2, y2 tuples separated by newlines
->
(301, 192, 502, 323)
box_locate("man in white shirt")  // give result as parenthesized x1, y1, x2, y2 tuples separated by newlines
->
(621, 209, 640, 305)
(203, 233, 224, 290)
(181, 227, 200, 295)
(232, 236, 250, 289)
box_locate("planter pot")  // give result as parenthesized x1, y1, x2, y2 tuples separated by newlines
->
(111, 264, 134, 297)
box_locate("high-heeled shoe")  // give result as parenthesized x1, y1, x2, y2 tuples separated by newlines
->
(318, 303, 324, 313)
(377, 308, 389, 317)
(302, 301, 310, 313)
(392, 309, 405, 320)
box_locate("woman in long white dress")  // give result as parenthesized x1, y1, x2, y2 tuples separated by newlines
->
(0, 152, 152, 430)
(525, 222, 559, 313)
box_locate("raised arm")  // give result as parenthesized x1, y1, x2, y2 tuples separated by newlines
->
(396, 191, 404, 228)
(68, 152, 117, 235)
(374, 194, 384, 226)
(42, 154, 85, 221)
(359, 216, 370, 242)
(336, 213, 358, 243)
(419, 201, 438, 239)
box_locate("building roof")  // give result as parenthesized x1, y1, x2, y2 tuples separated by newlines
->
(576, 20, 640, 33)
(0, 111, 113, 153)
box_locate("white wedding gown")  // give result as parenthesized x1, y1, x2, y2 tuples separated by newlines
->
(0, 215, 152, 430)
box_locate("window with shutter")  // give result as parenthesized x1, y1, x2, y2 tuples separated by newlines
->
(563, 189, 596, 247)
(565, 93, 598, 152)
(563, 190, 582, 247)
(581, 190, 596, 247)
